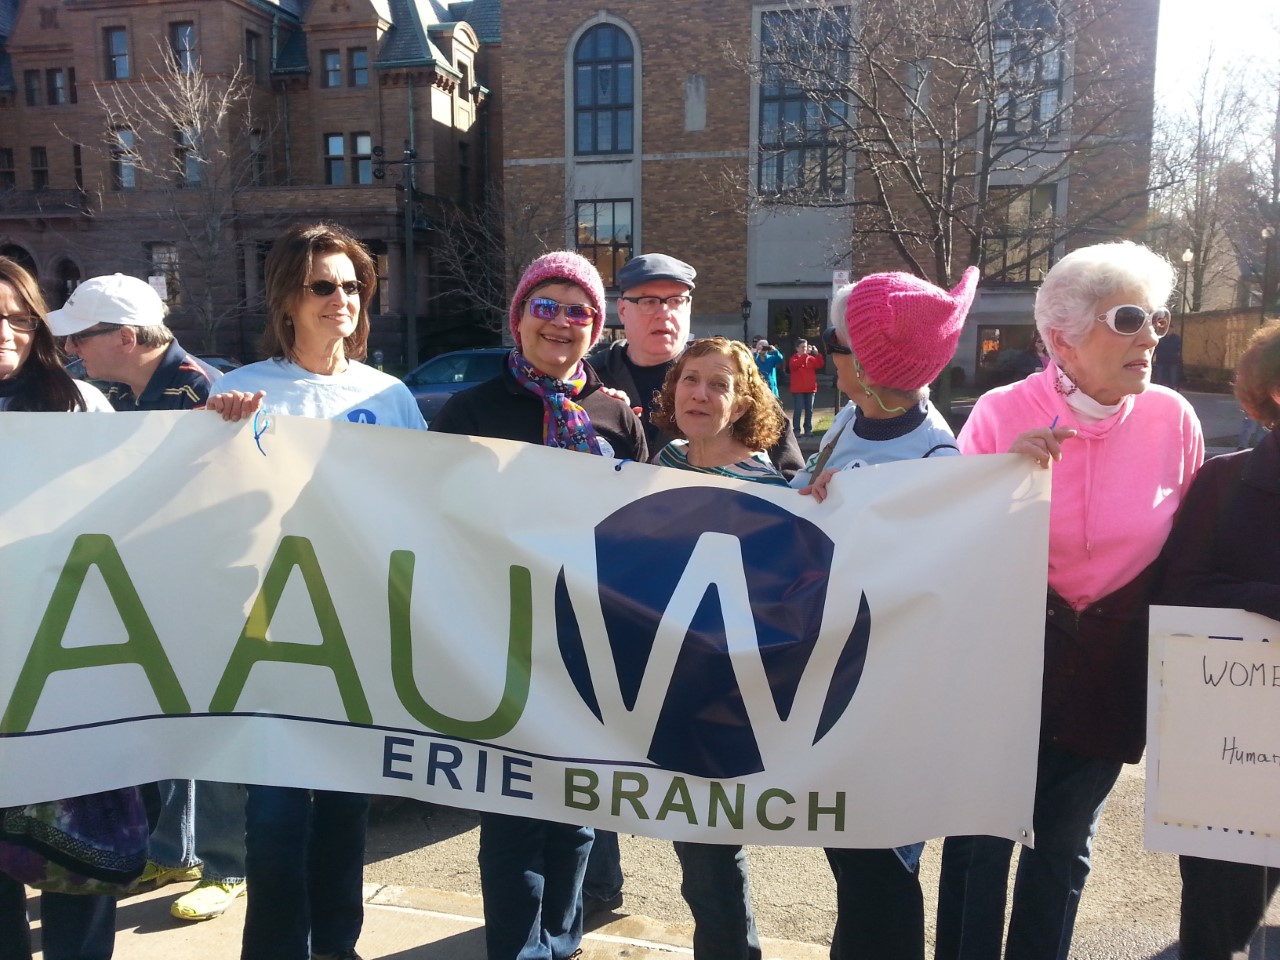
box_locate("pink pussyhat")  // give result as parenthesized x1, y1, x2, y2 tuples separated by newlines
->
(508, 251, 607, 350)
(845, 266, 979, 391)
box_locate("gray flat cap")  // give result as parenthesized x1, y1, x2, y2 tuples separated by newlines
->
(616, 254, 697, 293)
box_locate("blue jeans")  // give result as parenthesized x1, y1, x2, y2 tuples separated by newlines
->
(0, 870, 115, 960)
(935, 742, 1123, 960)
(582, 829, 622, 901)
(241, 786, 369, 960)
(477, 812, 592, 960)
(150, 779, 246, 883)
(792, 392, 816, 434)
(826, 847, 924, 960)
(672, 841, 761, 960)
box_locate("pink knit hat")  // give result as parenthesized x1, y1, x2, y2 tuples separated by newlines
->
(509, 251, 607, 350)
(845, 266, 979, 391)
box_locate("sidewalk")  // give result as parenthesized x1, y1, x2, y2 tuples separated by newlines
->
(32, 882, 827, 959)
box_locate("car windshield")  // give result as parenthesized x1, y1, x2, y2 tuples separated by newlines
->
(407, 352, 504, 386)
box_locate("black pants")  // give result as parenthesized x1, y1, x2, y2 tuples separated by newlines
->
(1179, 855, 1280, 959)
(824, 847, 924, 960)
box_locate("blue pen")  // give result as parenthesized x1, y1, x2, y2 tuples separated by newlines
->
(1050, 415, 1059, 430)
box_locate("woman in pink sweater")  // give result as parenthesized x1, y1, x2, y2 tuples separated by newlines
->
(936, 241, 1203, 960)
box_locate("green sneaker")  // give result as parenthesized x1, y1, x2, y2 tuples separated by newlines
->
(135, 860, 202, 891)
(169, 879, 247, 921)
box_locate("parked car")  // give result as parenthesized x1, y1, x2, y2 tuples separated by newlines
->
(199, 354, 243, 374)
(403, 347, 507, 425)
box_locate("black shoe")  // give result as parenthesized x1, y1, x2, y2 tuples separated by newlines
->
(583, 891, 623, 918)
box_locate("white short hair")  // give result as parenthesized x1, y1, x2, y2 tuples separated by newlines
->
(1035, 242, 1177, 360)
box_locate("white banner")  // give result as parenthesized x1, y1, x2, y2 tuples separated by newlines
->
(1147, 606, 1280, 867)
(1, 411, 1049, 848)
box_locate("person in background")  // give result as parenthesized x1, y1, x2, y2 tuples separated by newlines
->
(48, 273, 219, 411)
(47, 273, 247, 924)
(936, 241, 1204, 960)
(208, 221, 426, 960)
(787, 337, 824, 436)
(1153, 327, 1183, 391)
(432, 251, 646, 960)
(0, 256, 117, 960)
(752, 339, 784, 397)
(1158, 321, 1280, 960)
(797, 269, 977, 960)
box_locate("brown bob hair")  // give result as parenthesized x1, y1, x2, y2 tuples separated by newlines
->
(1235, 321, 1280, 428)
(262, 222, 377, 361)
(0, 256, 85, 411)
(651, 336, 786, 451)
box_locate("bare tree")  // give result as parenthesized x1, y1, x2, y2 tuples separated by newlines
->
(429, 175, 577, 335)
(732, 0, 1158, 286)
(1149, 54, 1256, 311)
(84, 44, 277, 351)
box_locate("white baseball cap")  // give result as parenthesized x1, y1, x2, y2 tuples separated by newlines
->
(46, 274, 166, 336)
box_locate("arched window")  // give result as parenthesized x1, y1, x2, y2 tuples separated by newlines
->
(573, 25, 633, 155)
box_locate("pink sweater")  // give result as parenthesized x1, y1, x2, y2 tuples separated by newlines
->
(959, 366, 1203, 609)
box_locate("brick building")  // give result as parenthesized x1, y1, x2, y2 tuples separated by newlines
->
(0, 0, 499, 365)
(500, 0, 1161, 383)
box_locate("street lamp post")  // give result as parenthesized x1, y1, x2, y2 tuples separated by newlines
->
(740, 297, 752, 344)
(1179, 248, 1194, 340)
(1262, 227, 1276, 325)
(373, 141, 435, 367)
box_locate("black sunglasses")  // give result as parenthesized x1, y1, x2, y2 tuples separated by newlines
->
(821, 326, 851, 355)
(302, 279, 363, 297)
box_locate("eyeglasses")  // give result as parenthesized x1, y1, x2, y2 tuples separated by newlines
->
(1095, 304, 1171, 338)
(302, 279, 363, 297)
(524, 297, 598, 325)
(821, 326, 851, 355)
(65, 326, 119, 347)
(0, 315, 39, 334)
(620, 295, 692, 313)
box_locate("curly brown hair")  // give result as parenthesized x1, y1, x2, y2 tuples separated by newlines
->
(1235, 321, 1280, 427)
(651, 337, 786, 450)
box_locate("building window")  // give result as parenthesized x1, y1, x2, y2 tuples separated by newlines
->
(105, 27, 129, 80)
(757, 9, 849, 197)
(324, 134, 345, 184)
(47, 68, 75, 105)
(245, 31, 261, 82)
(111, 128, 137, 189)
(982, 184, 1057, 284)
(349, 49, 368, 87)
(171, 22, 197, 74)
(249, 130, 267, 185)
(149, 243, 181, 306)
(575, 200, 633, 289)
(0, 149, 14, 190)
(352, 133, 372, 184)
(458, 142, 470, 205)
(321, 50, 341, 88)
(30, 147, 48, 190)
(573, 25, 634, 155)
(73, 144, 83, 190)
(993, 0, 1063, 135)
(458, 61, 472, 101)
(24, 70, 41, 107)
(176, 127, 201, 184)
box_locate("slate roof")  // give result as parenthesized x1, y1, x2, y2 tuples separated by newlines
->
(454, 0, 500, 44)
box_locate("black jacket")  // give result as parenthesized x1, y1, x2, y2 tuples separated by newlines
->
(587, 339, 804, 480)
(1157, 426, 1280, 621)
(431, 360, 648, 462)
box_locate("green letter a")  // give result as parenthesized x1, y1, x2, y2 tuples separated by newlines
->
(209, 536, 371, 723)
(1, 534, 189, 734)
(388, 551, 531, 739)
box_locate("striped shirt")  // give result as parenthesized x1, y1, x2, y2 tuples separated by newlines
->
(658, 440, 790, 486)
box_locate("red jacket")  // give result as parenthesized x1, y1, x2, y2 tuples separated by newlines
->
(788, 352, 824, 393)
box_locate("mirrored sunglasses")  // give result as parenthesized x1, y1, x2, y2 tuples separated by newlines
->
(303, 279, 363, 297)
(525, 297, 597, 325)
(821, 325, 851, 355)
(1095, 304, 1170, 338)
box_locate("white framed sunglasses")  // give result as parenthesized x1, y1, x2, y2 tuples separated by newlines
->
(1095, 304, 1171, 338)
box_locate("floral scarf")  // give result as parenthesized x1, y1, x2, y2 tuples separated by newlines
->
(507, 350, 602, 454)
